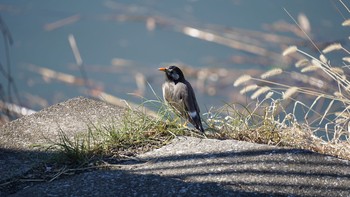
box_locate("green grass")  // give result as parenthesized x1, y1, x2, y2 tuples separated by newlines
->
(49, 101, 198, 166)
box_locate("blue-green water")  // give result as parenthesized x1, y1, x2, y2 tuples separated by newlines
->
(0, 0, 348, 113)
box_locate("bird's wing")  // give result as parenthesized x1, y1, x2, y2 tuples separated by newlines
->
(181, 81, 200, 114)
(185, 80, 200, 113)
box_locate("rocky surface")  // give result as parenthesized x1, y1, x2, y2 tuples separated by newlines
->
(0, 97, 126, 150)
(0, 97, 127, 186)
(1, 97, 350, 196)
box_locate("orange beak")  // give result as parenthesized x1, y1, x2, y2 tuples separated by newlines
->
(158, 67, 167, 72)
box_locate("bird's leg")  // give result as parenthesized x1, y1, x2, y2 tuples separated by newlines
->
(174, 116, 187, 129)
(182, 121, 189, 128)
(172, 116, 185, 128)
(180, 118, 190, 129)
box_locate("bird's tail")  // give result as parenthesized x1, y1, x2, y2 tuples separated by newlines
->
(192, 116, 204, 133)
(196, 122, 204, 133)
(188, 111, 205, 133)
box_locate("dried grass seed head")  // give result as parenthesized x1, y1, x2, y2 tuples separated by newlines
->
(330, 67, 344, 75)
(282, 45, 298, 56)
(295, 59, 309, 68)
(319, 54, 328, 64)
(265, 91, 274, 99)
(240, 84, 258, 95)
(343, 57, 350, 63)
(283, 86, 299, 99)
(334, 91, 343, 98)
(342, 19, 350, 26)
(234, 74, 251, 87)
(251, 86, 271, 99)
(260, 68, 283, 79)
(301, 65, 319, 73)
(322, 43, 342, 53)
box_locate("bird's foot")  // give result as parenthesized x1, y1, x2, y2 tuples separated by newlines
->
(178, 122, 189, 129)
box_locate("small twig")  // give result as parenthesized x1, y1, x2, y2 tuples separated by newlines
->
(48, 165, 67, 182)
(0, 15, 22, 108)
(19, 179, 46, 182)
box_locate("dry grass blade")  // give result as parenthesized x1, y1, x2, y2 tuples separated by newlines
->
(319, 99, 334, 125)
(27, 64, 87, 86)
(339, 0, 350, 14)
(260, 68, 283, 79)
(304, 95, 323, 120)
(68, 34, 83, 66)
(282, 45, 298, 56)
(181, 26, 282, 60)
(234, 74, 251, 87)
(44, 14, 81, 31)
(335, 111, 350, 119)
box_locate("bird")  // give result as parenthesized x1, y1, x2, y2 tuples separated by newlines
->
(158, 65, 204, 133)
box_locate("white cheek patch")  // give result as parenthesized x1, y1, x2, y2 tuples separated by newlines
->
(188, 111, 198, 119)
(171, 73, 179, 80)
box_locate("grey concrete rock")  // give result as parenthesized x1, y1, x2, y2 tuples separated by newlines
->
(131, 137, 350, 196)
(1, 97, 350, 196)
(0, 97, 127, 187)
(0, 97, 126, 150)
(9, 136, 350, 197)
(10, 170, 248, 197)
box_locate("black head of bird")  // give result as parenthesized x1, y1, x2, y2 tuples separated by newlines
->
(158, 65, 184, 84)
(158, 65, 204, 133)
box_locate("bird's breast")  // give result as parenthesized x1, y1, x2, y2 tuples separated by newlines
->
(162, 82, 175, 102)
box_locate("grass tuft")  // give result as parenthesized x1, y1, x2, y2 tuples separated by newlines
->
(48, 99, 195, 167)
(225, 3, 350, 160)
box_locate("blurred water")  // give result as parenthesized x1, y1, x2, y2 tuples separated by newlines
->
(0, 0, 348, 113)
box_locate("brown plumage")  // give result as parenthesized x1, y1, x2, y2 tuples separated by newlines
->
(158, 65, 204, 132)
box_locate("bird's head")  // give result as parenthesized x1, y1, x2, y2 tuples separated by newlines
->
(158, 65, 185, 82)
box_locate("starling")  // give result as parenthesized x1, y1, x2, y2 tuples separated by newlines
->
(158, 65, 204, 132)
